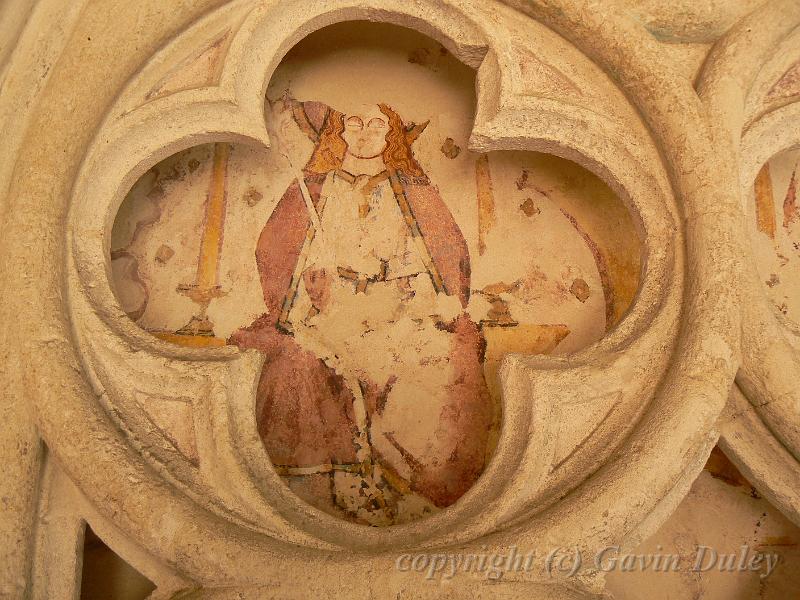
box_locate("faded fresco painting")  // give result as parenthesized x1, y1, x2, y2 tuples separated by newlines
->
(110, 23, 642, 525)
(230, 97, 491, 524)
(750, 148, 800, 327)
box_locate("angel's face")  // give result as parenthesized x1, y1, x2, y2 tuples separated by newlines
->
(342, 105, 389, 160)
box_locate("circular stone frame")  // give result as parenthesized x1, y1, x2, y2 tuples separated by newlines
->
(26, 0, 743, 594)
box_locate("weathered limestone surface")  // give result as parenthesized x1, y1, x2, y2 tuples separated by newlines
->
(1, 0, 799, 598)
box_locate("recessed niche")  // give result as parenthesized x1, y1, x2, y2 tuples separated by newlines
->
(110, 21, 641, 526)
(749, 147, 800, 327)
(80, 525, 155, 600)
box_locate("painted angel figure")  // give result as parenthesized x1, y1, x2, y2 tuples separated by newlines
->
(229, 96, 493, 525)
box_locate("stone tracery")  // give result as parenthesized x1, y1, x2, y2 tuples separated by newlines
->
(1, 0, 799, 598)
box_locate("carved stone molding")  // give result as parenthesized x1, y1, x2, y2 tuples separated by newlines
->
(1, 1, 798, 599)
(706, 1, 800, 527)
